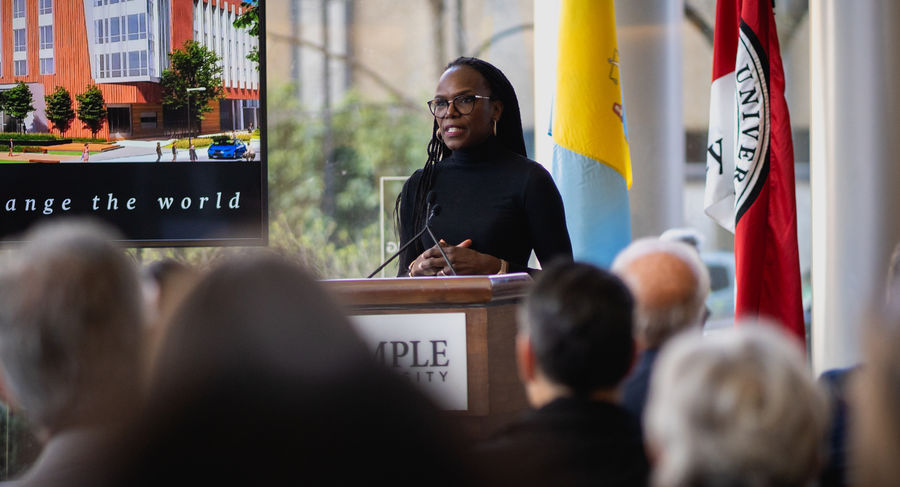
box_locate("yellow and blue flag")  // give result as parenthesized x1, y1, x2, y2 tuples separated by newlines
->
(551, 0, 631, 268)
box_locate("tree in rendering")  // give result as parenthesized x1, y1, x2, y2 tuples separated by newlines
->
(233, 1, 259, 71)
(4, 82, 35, 132)
(45, 86, 76, 137)
(161, 40, 224, 135)
(76, 85, 108, 139)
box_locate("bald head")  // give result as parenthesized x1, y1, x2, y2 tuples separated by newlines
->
(612, 238, 710, 349)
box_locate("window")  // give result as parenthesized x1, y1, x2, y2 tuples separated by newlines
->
(127, 50, 148, 76)
(13, 29, 26, 52)
(128, 51, 140, 76)
(14, 60, 27, 76)
(140, 112, 157, 128)
(110, 17, 122, 43)
(96, 19, 106, 44)
(39, 0, 52, 15)
(40, 57, 54, 75)
(40, 26, 53, 50)
(110, 52, 122, 77)
(13, 0, 25, 19)
(127, 13, 147, 41)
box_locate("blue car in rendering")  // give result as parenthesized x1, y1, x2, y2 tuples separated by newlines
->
(207, 138, 247, 159)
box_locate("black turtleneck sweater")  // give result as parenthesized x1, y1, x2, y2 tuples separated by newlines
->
(397, 138, 573, 276)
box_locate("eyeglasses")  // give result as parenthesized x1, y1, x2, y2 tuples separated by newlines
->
(427, 94, 492, 117)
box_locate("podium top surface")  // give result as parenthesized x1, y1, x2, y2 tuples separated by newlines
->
(323, 273, 533, 309)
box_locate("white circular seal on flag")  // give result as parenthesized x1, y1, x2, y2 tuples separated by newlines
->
(733, 21, 771, 223)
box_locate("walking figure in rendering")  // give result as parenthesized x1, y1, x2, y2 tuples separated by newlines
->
(81, 143, 90, 162)
(156, 142, 162, 162)
(171, 144, 177, 162)
(189, 143, 198, 162)
(8, 138, 13, 157)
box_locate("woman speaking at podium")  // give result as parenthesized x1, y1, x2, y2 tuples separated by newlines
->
(397, 57, 572, 277)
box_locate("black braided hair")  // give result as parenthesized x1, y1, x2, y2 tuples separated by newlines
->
(395, 57, 527, 267)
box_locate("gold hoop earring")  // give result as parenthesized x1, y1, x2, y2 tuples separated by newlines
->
(436, 129, 443, 141)
(492, 120, 498, 136)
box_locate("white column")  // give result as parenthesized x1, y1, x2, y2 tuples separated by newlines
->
(615, 0, 684, 238)
(810, 0, 900, 375)
(532, 1, 561, 172)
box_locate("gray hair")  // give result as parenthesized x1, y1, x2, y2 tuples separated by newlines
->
(0, 219, 143, 433)
(645, 324, 828, 487)
(611, 238, 710, 348)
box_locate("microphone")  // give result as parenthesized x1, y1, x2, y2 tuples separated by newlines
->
(422, 204, 456, 276)
(366, 191, 456, 278)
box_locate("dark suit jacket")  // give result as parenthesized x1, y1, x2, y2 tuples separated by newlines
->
(621, 347, 660, 425)
(476, 397, 649, 487)
(819, 365, 859, 487)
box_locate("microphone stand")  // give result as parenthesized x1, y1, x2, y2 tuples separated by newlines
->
(424, 225, 456, 276)
(366, 224, 429, 278)
(366, 204, 457, 278)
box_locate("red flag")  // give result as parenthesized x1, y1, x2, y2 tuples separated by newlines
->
(704, 0, 805, 342)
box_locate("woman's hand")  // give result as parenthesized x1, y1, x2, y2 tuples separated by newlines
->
(408, 239, 503, 276)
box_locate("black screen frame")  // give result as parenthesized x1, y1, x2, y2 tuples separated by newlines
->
(0, 1, 268, 248)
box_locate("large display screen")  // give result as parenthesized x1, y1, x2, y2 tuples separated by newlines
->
(0, 0, 266, 245)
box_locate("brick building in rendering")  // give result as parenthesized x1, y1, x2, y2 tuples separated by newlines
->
(0, 0, 259, 139)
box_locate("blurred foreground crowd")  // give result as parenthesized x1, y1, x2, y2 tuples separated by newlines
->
(0, 218, 895, 487)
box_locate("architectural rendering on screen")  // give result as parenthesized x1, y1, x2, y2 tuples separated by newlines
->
(0, 0, 260, 163)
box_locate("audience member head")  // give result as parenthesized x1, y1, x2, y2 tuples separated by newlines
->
(101, 251, 478, 485)
(851, 306, 900, 487)
(148, 251, 370, 392)
(517, 260, 634, 406)
(659, 227, 703, 253)
(612, 238, 710, 350)
(645, 323, 828, 487)
(139, 258, 199, 382)
(140, 259, 197, 325)
(0, 219, 143, 438)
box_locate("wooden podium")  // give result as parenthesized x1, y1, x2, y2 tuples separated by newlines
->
(324, 273, 532, 442)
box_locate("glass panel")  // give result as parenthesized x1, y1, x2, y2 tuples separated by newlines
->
(128, 50, 140, 76)
(13, 30, 26, 52)
(110, 17, 121, 43)
(13, 0, 25, 18)
(96, 20, 105, 44)
(40, 26, 53, 50)
(127, 14, 143, 40)
(40, 57, 53, 75)
(264, 1, 538, 277)
(110, 52, 121, 77)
